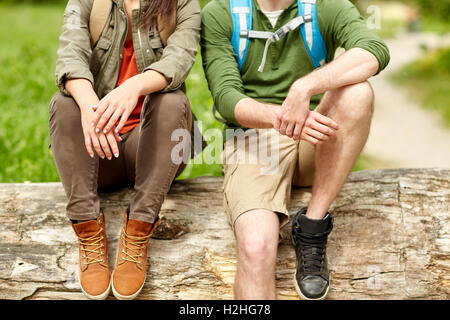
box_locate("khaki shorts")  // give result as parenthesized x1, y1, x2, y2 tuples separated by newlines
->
(222, 128, 315, 231)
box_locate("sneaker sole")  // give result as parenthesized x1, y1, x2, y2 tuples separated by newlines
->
(111, 271, 146, 300)
(293, 270, 330, 300)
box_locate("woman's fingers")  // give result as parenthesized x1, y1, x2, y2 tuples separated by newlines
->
(96, 105, 116, 133)
(92, 99, 109, 126)
(98, 133, 112, 160)
(90, 132, 105, 159)
(114, 110, 132, 134)
(106, 132, 120, 158)
(114, 131, 122, 142)
(103, 107, 123, 134)
(83, 131, 94, 158)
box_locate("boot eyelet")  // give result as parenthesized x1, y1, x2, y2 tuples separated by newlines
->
(121, 257, 124, 260)
(101, 259, 104, 262)
(101, 251, 104, 254)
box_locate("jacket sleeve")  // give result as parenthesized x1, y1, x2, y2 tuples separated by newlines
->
(200, 1, 247, 125)
(55, 0, 94, 95)
(145, 0, 201, 92)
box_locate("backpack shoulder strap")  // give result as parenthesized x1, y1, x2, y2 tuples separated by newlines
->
(230, 0, 253, 71)
(297, 0, 327, 68)
(89, 0, 113, 47)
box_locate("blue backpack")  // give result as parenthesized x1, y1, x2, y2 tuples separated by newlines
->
(229, 0, 328, 71)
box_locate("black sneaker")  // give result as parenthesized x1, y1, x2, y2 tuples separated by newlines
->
(291, 207, 334, 300)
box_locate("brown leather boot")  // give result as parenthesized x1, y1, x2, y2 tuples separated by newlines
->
(71, 213, 111, 300)
(111, 212, 159, 300)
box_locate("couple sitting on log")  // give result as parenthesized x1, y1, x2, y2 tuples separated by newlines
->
(50, 0, 389, 300)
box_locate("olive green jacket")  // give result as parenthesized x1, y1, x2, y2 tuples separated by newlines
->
(55, 0, 201, 98)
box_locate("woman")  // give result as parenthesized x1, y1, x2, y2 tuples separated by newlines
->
(49, 0, 200, 300)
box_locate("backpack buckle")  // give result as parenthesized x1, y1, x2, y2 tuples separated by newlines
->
(273, 28, 285, 41)
(303, 14, 312, 23)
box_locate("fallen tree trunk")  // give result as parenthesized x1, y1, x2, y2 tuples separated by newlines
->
(0, 168, 449, 300)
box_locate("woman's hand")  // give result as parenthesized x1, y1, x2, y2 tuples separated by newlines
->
(92, 78, 141, 134)
(81, 105, 121, 160)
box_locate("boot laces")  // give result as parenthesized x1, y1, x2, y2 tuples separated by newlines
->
(293, 226, 329, 276)
(120, 229, 151, 270)
(78, 229, 105, 266)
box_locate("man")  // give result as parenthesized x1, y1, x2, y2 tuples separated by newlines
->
(201, 0, 389, 299)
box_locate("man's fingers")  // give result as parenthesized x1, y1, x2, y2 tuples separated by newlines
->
(312, 111, 339, 130)
(301, 131, 321, 145)
(292, 123, 303, 141)
(304, 127, 329, 142)
(308, 119, 336, 137)
(106, 133, 119, 158)
(285, 122, 295, 138)
(98, 133, 112, 160)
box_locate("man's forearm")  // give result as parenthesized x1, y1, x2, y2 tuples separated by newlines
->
(292, 48, 379, 101)
(234, 98, 278, 129)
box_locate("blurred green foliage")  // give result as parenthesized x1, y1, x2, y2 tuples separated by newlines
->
(392, 47, 450, 127)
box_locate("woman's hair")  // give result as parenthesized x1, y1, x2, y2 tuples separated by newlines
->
(141, 0, 177, 29)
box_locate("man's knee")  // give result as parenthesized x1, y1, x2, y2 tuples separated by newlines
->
(334, 81, 374, 122)
(236, 215, 278, 270)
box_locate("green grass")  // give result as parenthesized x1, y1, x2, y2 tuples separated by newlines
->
(391, 47, 450, 127)
(0, 4, 65, 182)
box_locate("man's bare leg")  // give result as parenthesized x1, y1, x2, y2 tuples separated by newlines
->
(234, 209, 280, 299)
(306, 81, 375, 219)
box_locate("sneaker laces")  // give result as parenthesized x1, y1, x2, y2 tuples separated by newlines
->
(292, 226, 329, 276)
(119, 229, 151, 270)
(78, 229, 105, 266)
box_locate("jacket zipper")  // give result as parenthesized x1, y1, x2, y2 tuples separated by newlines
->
(137, 0, 147, 70)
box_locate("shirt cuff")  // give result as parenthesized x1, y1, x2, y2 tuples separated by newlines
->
(216, 89, 248, 125)
(57, 66, 94, 96)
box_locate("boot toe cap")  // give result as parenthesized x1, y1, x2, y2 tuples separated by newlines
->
(298, 275, 329, 299)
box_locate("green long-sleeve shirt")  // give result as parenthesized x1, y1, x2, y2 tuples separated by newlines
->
(200, 0, 390, 126)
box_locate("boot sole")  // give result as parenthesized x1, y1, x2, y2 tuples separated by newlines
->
(81, 282, 111, 300)
(111, 271, 146, 300)
(293, 270, 330, 300)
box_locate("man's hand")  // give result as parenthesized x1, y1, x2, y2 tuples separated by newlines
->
(81, 105, 121, 160)
(92, 79, 141, 135)
(274, 81, 339, 144)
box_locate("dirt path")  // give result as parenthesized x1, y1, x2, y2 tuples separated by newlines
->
(364, 32, 450, 169)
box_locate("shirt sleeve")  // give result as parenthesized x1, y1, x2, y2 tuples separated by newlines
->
(55, 0, 95, 96)
(200, 1, 247, 125)
(145, 0, 201, 92)
(321, 0, 390, 75)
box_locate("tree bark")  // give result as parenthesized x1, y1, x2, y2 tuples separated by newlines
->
(0, 168, 449, 300)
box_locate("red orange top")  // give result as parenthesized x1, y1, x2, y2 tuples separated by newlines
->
(115, 40, 144, 134)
